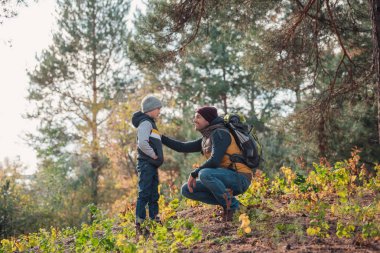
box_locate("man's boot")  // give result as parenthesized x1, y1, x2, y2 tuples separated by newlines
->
(222, 188, 234, 222)
(224, 208, 237, 222)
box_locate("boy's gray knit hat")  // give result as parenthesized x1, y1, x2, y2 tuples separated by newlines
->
(141, 95, 162, 113)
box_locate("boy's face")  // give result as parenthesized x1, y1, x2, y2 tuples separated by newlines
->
(193, 112, 209, 131)
(148, 108, 161, 119)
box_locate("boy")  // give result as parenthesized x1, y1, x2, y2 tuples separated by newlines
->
(131, 95, 163, 234)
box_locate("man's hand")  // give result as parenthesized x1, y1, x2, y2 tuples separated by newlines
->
(187, 175, 197, 193)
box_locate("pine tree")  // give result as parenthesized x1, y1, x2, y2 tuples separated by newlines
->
(0, 0, 29, 24)
(27, 0, 131, 208)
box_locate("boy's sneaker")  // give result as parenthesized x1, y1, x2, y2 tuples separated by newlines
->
(153, 216, 162, 225)
(136, 223, 150, 237)
(135, 223, 142, 236)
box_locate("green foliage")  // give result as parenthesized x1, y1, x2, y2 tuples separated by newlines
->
(306, 202, 330, 238)
(0, 194, 202, 253)
(237, 151, 379, 242)
(336, 221, 355, 239)
(1, 153, 379, 251)
(0, 159, 41, 238)
(361, 222, 380, 239)
(170, 21, 252, 113)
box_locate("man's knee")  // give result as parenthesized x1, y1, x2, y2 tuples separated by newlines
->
(198, 169, 213, 183)
(180, 183, 191, 198)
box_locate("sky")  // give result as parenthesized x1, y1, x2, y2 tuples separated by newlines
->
(0, 0, 143, 174)
(0, 0, 55, 174)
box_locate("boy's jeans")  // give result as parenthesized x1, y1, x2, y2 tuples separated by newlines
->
(181, 168, 251, 210)
(136, 160, 159, 224)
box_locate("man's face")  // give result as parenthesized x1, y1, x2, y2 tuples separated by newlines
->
(193, 112, 209, 131)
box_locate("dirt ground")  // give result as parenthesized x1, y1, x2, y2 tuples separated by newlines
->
(176, 205, 380, 253)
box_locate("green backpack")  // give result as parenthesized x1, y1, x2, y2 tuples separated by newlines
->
(223, 114, 263, 170)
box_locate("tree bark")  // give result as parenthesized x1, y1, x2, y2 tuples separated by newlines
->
(221, 94, 228, 114)
(249, 84, 255, 116)
(371, 0, 380, 144)
(222, 64, 228, 114)
(126, 152, 137, 176)
(90, 2, 100, 210)
(318, 110, 327, 157)
(295, 85, 302, 111)
(90, 153, 100, 207)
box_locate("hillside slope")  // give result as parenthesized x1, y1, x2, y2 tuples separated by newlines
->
(177, 198, 380, 252)
(1, 153, 380, 252)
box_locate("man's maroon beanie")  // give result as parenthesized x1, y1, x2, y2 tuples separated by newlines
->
(196, 106, 218, 123)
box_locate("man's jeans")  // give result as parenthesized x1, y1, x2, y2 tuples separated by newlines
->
(135, 160, 159, 224)
(181, 168, 251, 210)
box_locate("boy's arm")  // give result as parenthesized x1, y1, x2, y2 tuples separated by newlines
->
(161, 135, 202, 153)
(190, 130, 231, 178)
(137, 121, 157, 159)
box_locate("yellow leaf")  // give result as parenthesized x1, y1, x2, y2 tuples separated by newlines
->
(243, 227, 251, 233)
(15, 241, 25, 252)
(306, 226, 321, 236)
(240, 220, 250, 228)
(239, 213, 248, 221)
(116, 234, 125, 247)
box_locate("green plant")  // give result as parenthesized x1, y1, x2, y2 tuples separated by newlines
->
(336, 221, 355, 239)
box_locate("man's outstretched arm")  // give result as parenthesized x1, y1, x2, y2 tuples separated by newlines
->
(161, 135, 202, 153)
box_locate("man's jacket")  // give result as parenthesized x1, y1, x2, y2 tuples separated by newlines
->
(161, 117, 251, 178)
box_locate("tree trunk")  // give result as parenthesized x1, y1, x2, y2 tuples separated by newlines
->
(318, 110, 327, 157)
(90, 153, 100, 207)
(222, 65, 228, 114)
(126, 152, 137, 176)
(249, 84, 255, 116)
(90, 2, 99, 209)
(295, 85, 302, 111)
(221, 94, 228, 114)
(371, 0, 380, 144)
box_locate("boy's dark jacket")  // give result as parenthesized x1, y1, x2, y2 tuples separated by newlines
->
(132, 111, 164, 167)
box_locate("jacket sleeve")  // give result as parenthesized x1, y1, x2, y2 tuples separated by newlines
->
(161, 135, 202, 153)
(191, 130, 231, 178)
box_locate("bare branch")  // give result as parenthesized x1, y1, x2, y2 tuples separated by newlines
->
(286, 0, 317, 41)
(325, 0, 354, 66)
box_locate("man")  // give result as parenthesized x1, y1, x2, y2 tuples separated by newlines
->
(161, 106, 252, 221)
